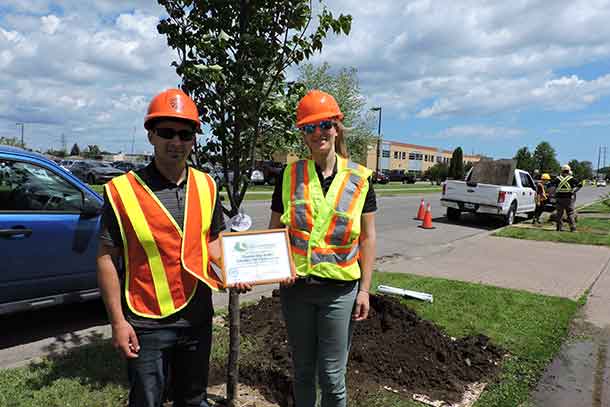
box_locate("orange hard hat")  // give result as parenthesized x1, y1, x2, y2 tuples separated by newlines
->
(296, 90, 344, 127)
(144, 88, 200, 130)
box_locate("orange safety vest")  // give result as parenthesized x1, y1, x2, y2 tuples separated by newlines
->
(105, 168, 223, 319)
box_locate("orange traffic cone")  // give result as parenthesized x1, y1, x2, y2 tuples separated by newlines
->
(415, 199, 426, 220)
(419, 204, 435, 229)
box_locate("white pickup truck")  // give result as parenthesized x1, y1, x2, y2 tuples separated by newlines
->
(440, 159, 536, 225)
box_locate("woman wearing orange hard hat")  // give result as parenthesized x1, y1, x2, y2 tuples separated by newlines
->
(268, 89, 377, 406)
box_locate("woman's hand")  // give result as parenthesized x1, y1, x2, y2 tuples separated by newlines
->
(280, 276, 297, 287)
(352, 290, 370, 321)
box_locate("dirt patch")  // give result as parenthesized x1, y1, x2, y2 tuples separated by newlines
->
(234, 290, 503, 406)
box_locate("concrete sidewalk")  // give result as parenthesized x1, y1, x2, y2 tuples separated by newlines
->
(378, 233, 610, 301)
(378, 231, 610, 407)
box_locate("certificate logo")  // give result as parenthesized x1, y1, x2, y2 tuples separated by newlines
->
(234, 241, 249, 252)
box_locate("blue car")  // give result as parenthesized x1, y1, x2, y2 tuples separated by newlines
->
(0, 146, 103, 315)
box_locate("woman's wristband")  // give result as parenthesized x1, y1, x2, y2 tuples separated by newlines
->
(358, 289, 369, 294)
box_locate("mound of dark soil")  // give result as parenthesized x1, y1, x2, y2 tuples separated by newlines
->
(236, 291, 503, 406)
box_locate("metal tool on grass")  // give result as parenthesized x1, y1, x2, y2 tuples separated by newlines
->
(377, 284, 434, 303)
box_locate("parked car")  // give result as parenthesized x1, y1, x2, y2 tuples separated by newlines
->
(70, 159, 125, 184)
(59, 159, 77, 171)
(255, 160, 283, 185)
(597, 179, 607, 187)
(441, 159, 536, 225)
(371, 171, 389, 184)
(250, 169, 265, 185)
(0, 146, 103, 315)
(384, 169, 416, 184)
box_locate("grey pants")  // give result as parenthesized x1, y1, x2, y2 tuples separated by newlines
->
(556, 196, 576, 231)
(280, 280, 358, 407)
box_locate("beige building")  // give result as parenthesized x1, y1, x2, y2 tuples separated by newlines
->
(366, 140, 482, 175)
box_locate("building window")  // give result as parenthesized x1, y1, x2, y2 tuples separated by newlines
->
(382, 150, 390, 158)
(409, 153, 416, 160)
(394, 151, 399, 159)
(416, 153, 423, 160)
(401, 152, 406, 160)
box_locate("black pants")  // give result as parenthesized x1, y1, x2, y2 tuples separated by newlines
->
(127, 324, 212, 407)
(534, 202, 546, 221)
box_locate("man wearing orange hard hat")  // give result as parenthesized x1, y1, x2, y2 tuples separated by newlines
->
(269, 89, 377, 406)
(97, 89, 246, 407)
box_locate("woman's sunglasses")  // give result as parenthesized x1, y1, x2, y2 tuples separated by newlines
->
(300, 120, 334, 135)
(154, 128, 196, 141)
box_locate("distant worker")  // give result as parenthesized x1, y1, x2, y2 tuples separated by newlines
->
(548, 164, 582, 232)
(533, 173, 551, 224)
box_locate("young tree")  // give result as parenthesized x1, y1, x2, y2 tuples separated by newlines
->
(423, 162, 449, 185)
(70, 143, 80, 156)
(533, 141, 560, 174)
(157, 1, 351, 404)
(448, 147, 464, 179)
(513, 146, 535, 174)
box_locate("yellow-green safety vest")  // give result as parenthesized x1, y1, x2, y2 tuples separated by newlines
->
(556, 175, 574, 193)
(281, 155, 372, 281)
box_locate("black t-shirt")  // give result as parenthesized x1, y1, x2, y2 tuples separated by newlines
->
(99, 161, 225, 329)
(271, 161, 377, 214)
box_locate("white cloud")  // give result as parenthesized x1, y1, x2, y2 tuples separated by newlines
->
(40, 14, 60, 35)
(435, 125, 524, 140)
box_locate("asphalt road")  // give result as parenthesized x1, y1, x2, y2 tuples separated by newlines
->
(0, 185, 606, 368)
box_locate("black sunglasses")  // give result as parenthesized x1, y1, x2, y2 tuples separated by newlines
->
(154, 128, 196, 141)
(300, 120, 334, 134)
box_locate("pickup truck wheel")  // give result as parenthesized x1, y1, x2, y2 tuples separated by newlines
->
(505, 203, 517, 225)
(447, 207, 461, 221)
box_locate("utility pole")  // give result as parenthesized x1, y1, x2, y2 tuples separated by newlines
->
(15, 122, 24, 147)
(61, 133, 67, 153)
(597, 146, 602, 178)
(371, 107, 382, 174)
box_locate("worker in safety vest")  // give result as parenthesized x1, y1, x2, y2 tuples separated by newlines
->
(548, 164, 582, 232)
(97, 89, 249, 407)
(533, 173, 551, 224)
(268, 90, 377, 407)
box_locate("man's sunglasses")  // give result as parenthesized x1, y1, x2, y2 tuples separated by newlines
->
(300, 120, 334, 134)
(154, 128, 196, 141)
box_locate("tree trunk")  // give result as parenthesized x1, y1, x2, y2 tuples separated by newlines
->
(226, 289, 240, 406)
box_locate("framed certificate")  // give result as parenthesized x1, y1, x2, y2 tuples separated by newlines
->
(218, 228, 296, 287)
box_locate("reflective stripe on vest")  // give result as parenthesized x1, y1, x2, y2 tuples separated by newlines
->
(105, 168, 221, 319)
(281, 155, 371, 281)
(557, 175, 574, 193)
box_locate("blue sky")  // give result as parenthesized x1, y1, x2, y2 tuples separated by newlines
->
(1, 1, 609, 166)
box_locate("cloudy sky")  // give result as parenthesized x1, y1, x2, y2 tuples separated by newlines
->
(1, 1, 610, 164)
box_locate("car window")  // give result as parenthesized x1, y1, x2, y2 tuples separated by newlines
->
(0, 158, 84, 212)
(519, 173, 534, 189)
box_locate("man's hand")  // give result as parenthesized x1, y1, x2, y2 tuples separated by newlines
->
(232, 282, 253, 294)
(352, 290, 370, 321)
(111, 321, 140, 359)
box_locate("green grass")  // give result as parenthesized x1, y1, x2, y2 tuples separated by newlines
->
(88, 182, 440, 200)
(494, 199, 610, 246)
(0, 273, 578, 406)
(363, 272, 580, 407)
(580, 198, 610, 214)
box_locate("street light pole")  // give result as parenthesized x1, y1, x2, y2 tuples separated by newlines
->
(16, 122, 24, 147)
(371, 107, 382, 174)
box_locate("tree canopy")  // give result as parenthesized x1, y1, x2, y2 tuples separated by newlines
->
(533, 141, 560, 174)
(448, 147, 464, 179)
(513, 146, 535, 174)
(157, 0, 351, 216)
